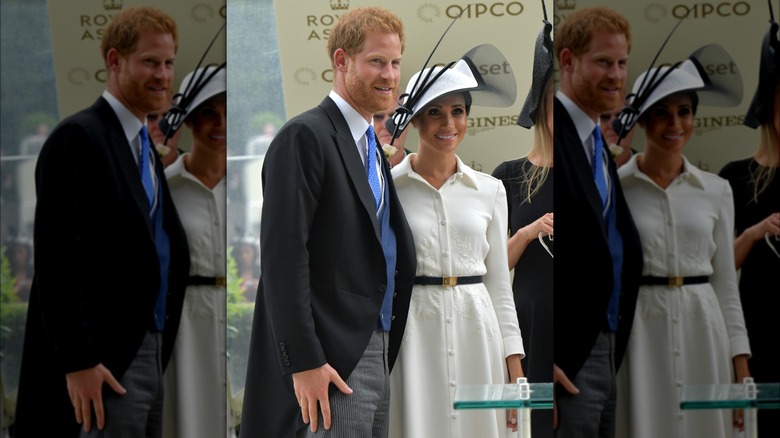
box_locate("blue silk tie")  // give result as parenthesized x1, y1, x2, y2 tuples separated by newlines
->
(366, 125, 381, 211)
(139, 125, 155, 210)
(592, 126, 608, 209)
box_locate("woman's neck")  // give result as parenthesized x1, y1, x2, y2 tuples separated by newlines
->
(184, 146, 226, 189)
(637, 148, 684, 189)
(410, 149, 457, 190)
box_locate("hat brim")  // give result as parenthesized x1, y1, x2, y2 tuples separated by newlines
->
(170, 65, 227, 132)
(385, 44, 516, 139)
(616, 44, 742, 138)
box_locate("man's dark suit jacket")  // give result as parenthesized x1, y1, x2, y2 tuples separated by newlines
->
(12, 97, 190, 437)
(553, 97, 643, 380)
(239, 96, 416, 437)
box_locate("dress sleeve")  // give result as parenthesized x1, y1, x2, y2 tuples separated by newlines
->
(483, 180, 525, 358)
(709, 180, 751, 358)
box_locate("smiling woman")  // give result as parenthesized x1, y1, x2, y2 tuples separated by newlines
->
(615, 45, 751, 438)
(163, 64, 230, 438)
(387, 44, 524, 438)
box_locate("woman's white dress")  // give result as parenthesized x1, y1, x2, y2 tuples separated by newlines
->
(389, 155, 524, 438)
(615, 155, 751, 438)
(162, 154, 231, 438)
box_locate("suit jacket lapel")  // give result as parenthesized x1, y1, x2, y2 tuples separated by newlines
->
(319, 98, 382, 239)
(94, 97, 155, 236)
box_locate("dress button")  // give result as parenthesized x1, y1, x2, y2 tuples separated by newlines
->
(451, 413, 457, 419)
(440, 220, 446, 226)
(450, 381, 456, 387)
(448, 349, 455, 356)
(447, 317, 453, 323)
(443, 251, 449, 258)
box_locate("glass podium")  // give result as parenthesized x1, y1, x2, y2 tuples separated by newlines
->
(454, 381, 552, 438)
(680, 380, 779, 438)
(454, 382, 553, 410)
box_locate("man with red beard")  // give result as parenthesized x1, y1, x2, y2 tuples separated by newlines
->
(239, 6, 416, 438)
(13, 7, 190, 437)
(552, 7, 643, 438)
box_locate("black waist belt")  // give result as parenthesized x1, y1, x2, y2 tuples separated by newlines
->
(640, 275, 709, 287)
(188, 275, 227, 287)
(414, 275, 483, 287)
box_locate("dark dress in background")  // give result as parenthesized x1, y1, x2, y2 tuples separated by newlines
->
(719, 158, 780, 436)
(493, 157, 553, 438)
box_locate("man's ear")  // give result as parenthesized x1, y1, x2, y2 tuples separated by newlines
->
(333, 48, 348, 72)
(559, 48, 574, 73)
(106, 48, 122, 73)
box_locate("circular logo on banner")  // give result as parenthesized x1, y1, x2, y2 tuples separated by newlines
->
(644, 3, 666, 23)
(192, 4, 216, 23)
(418, 4, 441, 23)
(68, 68, 91, 86)
(294, 68, 317, 86)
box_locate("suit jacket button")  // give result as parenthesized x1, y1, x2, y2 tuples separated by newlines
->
(378, 284, 386, 293)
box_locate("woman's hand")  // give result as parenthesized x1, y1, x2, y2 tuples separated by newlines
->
(732, 354, 751, 431)
(505, 354, 524, 431)
(508, 212, 554, 268)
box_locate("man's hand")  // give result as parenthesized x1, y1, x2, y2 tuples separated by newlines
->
(293, 363, 353, 432)
(553, 363, 579, 430)
(65, 364, 126, 432)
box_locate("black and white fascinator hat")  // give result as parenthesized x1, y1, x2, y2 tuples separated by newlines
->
(517, 0, 553, 129)
(161, 63, 226, 141)
(159, 23, 226, 145)
(744, 0, 778, 129)
(385, 43, 517, 145)
(173, 65, 227, 125)
(613, 43, 743, 144)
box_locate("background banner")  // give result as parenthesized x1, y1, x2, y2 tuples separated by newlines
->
(272, 0, 554, 174)
(555, 0, 766, 173)
(46, 0, 226, 121)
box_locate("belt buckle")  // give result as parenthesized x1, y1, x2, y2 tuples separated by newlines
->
(442, 276, 457, 287)
(668, 276, 683, 287)
(216, 277, 227, 287)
